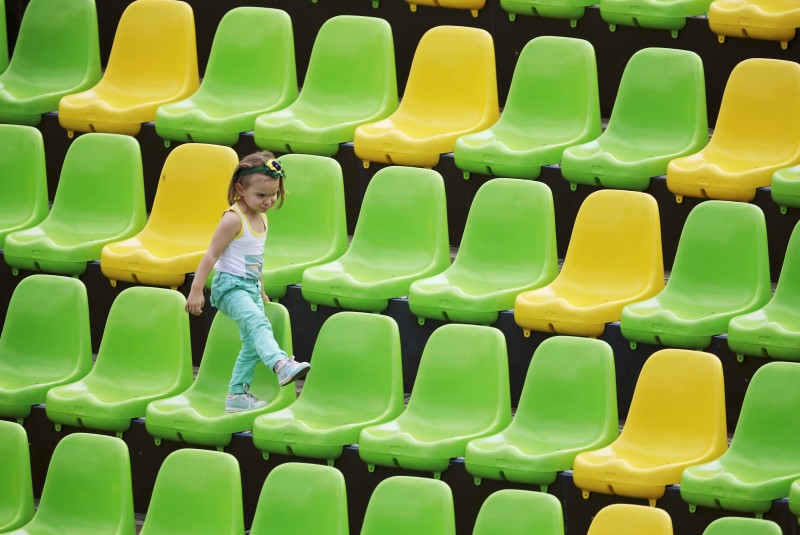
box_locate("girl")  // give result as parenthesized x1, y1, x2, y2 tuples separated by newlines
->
(186, 151, 310, 412)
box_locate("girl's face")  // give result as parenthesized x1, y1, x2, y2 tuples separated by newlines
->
(236, 176, 280, 213)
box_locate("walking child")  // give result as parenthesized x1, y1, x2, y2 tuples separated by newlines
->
(186, 151, 310, 412)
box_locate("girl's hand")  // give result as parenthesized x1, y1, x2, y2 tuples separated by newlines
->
(186, 290, 205, 316)
(261, 289, 270, 303)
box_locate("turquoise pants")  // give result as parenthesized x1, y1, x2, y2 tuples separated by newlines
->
(211, 271, 287, 395)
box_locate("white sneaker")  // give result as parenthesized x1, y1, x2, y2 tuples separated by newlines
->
(275, 357, 310, 386)
(225, 384, 268, 412)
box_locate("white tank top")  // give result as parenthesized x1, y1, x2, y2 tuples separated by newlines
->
(215, 203, 267, 280)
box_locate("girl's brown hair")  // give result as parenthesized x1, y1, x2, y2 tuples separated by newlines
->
(227, 150, 286, 208)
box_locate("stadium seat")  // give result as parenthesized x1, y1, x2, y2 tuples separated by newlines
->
(703, 517, 783, 535)
(145, 303, 295, 448)
(0, 275, 91, 421)
(772, 164, 800, 213)
(561, 48, 707, 192)
(667, 58, 800, 203)
(464, 336, 618, 489)
(360, 477, 455, 535)
(573, 349, 727, 504)
(0, 421, 33, 532)
(155, 7, 297, 147)
(0, 0, 100, 126)
(301, 166, 449, 313)
(514, 190, 664, 337)
(709, 0, 800, 49)
(0, 1, 6, 74)
(358, 324, 511, 477)
(253, 312, 403, 463)
(454, 36, 601, 180)
(58, 0, 199, 137)
(586, 504, 673, 535)
(405, 0, 486, 17)
(4, 133, 145, 276)
(499, 0, 595, 25)
(789, 480, 800, 520)
(100, 143, 238, 289)
(681, 362, 800, 514)
(139, 449, 243, 535)
(600, 0, 712, 36)
(354, 26, 498, 168)
(254, 16, 396, 157)
(45, 287, 193, 435)
(249, 463, 348, 535)
(0, 125, 47, 248)
(409, 179, 557, 325)
(621, 201, 771, 350)
(4, 433, 135, 535)
(728, 221, 800, 361)
(472, 490, 563, 535)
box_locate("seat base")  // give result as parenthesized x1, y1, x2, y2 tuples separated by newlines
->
(464, 458, 558, 487)
(358, 447, 452, 474)
(454, 156, 545, 180)
(573, 475, 668, 501)
(46, 410, 133, 434)
(355, 147, 441, 168)
(155, 125, 240, 147)
(710, 21, 797, 44)
(0, 111, 43, 126)
(254, 137, 341, 158)
(3, 254, 88, 276)
(500, 0, 588, 20)
(0, 402, 33, 419)
(514, 314, 607, 337)
(100, 266, 187, 289)
(681, 488, 780, 515)
(410, 303, 500, 326)
(621, 327, 713, 350)
(57, 117, 144, 137)
(667, 179, 760, 202)
(563, 169, 652, 191)
(601, 10, 689, 31)
(726, 338, 800, 361)
(301, 290, 390, 313)
(253, 438, 346, 462)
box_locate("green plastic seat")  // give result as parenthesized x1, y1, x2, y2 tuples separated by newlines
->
(772, 164, 800, 213)
(789, 480, 800, 519)
(472, 490, 564, 535)
(4, 433, 135, 535)
(359, 324, 511, 477)
(600, 0, 712, 35)
(254, 15, 397, 157)
(45, 287, 193, 435)
(681, 361, 800, 514)
(561, 48, 708, 192)
(0, 125, 47, 248)
(3, 133, 145, 276)
(0, 421, 33, 532)
(301, 166, 450, 313)
(621, 201, 771, 350)
(249, 463, 348, 535)
(360, 477, 455, 535)
(728, 222, 800, 361)
(0, 0, 100, 126)
(703, 517, 782, 535)
(500, 0, 595, 25)
(454, 36, 600, 180)
(145, 302, 295, 448)
(408, 179, 558, 325)
(139, 449, 243, 535)
(0, 275, 91, 421)
(0, 1, 6, 74)
(464, 336, 618, 490)
(253, 312, 403, 463)
(155, 7, 297, 147)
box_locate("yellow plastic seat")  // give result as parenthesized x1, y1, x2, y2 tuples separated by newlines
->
(405, 0, 486, 17)
(667, 58, 800, 203)
(514, 190, 664, 338)
(573, 349, 727, 504)
(354, 26, 499, 168)
(57, 0, 199, 137)
(709, 0, 800, 49)
(100, 143, 238, 289)
(586, 504, 673, 535)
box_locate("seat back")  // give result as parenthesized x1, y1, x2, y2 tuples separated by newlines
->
(139, 449, 243, 535)
(348, 166, 449, 271)
(452, 178, 557, 283)
(266, 154, 348, 266)
(472, 490, 563, 535)
(498, 36, 600, 140)
(298, 312, 403, 421)
(665, 201, 770, 308)
(98, 0, 198, 98)
(360, 476, 455, 535)
(586, 504, 673, 535)
(703, 517, 782, 535)
(514, 336, 618, 448)
(0, 0, 6, 73)
(770, 221, 800, 307)
(294, 16, 396, 116)
(604, 48, 707, 152)
(90, 287, 192, 393)
(250, 463, 348, 535)
(43, 133, 144, 236)
(0, 421, 33, 531)
(620, 349, 726, 458)
(705, 58, 800, 161)
(396, 26, 497, 127)
(0, 125, 47, 247)
(30, 433, 134, 534)
(0, 275, 91, 381)
(406, 324, 511, 435)
(558, 190, 663, 294)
